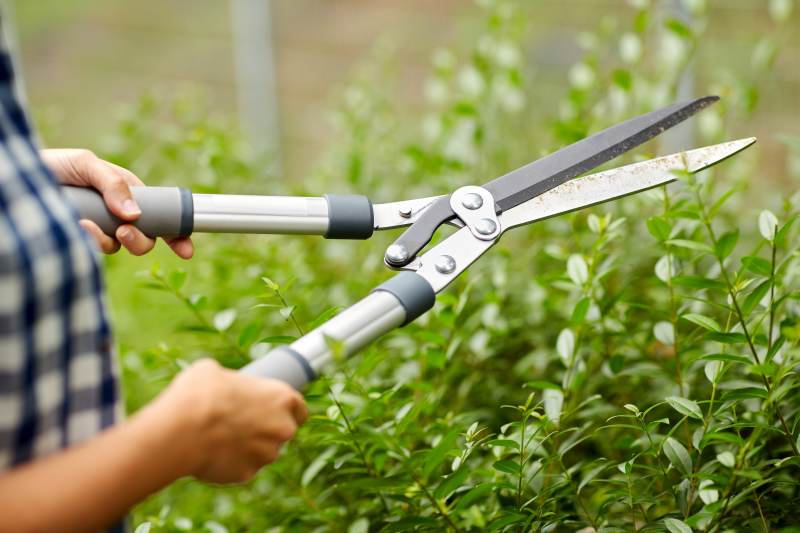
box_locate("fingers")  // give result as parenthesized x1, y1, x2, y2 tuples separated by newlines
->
(166, 236, 194, 260)
(116, 224, 156, 256)
(79, 220, 121, 254)
(71, 151, 142, 222)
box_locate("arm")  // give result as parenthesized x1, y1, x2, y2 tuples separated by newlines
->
(0, 360, 307, 533)
(41, 148, 194, 258)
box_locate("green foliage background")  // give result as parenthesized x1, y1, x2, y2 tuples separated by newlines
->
(95, 1, 800, 531)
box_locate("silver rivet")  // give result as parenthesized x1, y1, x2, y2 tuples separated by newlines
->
(398, 207, 412, 218)
(461, 192, 483, 210)
(475, 218, 497, 235)
(385, 244, 410, 264)
(435, 255, 456, 274)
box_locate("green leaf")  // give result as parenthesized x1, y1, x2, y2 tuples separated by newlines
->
(489, 513, 528, 531)
(487, 439, 520, 450)
(665, 396, 703, 420)
(759, 210, 778, 241)
(570, 297, 591, 325)
(706, 331, 747, 344)
(664, 517, 693, 533)
(492, 459, 521, 475)
(665, 18, 693, 39)
(715, 230, 739, 259)
(213, 309, 237, 332)
(681, 313, 721, 332)
(742, 280, 771, 316)
(666, 239, 713, 253)
(423, 429, 459, 477)
(261, 276, 279, 291)
(525, 380, 561, 391)
(721, 387, 768, 401)
(717, 451, 736, 468)
(348, 518, 369, 533)
(741, 256, 772, 277)
(455, 483, 494, 511)
(578, 462, 608, 493)
(168, 269, 187, 290)
(237, 322, 261, 347)
(301, 446, 337, 487)
(663, 437, 692, 476)
(700, 353, 752, 365)
(647, 216, 672, 241)
(673, 276, 726, 291)
(434, 467, 470, 499)
(257, 335, 297, 345)
(567, 254, 589, 285)
(309, 307, 340, 330)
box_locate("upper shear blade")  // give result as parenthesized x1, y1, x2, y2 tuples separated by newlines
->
(385, 96, 719, 267)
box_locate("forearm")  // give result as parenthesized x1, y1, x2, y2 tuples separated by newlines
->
(0, 400, 192, 533)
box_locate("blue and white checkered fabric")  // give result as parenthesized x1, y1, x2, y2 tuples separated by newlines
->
(0, 33, 121, 469)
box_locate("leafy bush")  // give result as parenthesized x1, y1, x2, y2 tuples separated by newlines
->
(104, 1, 800, 531)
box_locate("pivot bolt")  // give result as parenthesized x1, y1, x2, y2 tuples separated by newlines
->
(461, 192, 483, 210)
(398, 207, 412, 218)
(434, 255, 456, 274)
(475, 218, 497, 235)
(385, 244, 410, 264)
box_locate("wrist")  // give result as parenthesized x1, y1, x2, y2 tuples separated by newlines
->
(130, 391, 203, 481)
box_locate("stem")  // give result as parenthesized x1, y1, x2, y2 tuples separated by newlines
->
(153, 270, 249, 361)
(691, 186, 799, 457)
(662, 189, 684, 395)
(767, 237, 777, 351)
(754, 489, 769, 533)
(410, 471, 463, 533)
(328, 390, 391, 513)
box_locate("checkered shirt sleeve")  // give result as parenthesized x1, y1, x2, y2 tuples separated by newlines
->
(0, 39, 121, 469)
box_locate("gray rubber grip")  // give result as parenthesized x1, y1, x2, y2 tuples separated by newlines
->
(324, 194, 374, 239)
(62, 185, 194, 238)
(372, 271, 436, 325)
(240, 345, 316, 390)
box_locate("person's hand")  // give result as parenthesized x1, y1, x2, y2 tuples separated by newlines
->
(154, 359, 308, 484)
(41, 148, 193, 259)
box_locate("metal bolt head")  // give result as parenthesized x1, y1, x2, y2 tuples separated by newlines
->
(398, 207, 412, 218)
(461, 192, 483, 210)
(475, 218, 497, 235)
(385, 244, 410, 264)
(434, 254, 456, 274)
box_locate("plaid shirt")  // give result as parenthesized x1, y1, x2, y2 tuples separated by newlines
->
(0, 30, 121, 469)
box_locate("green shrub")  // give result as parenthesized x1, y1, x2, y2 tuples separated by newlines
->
(105, 1, 799, 531)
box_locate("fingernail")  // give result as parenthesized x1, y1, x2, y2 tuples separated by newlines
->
(123, 199, 140, 216)
(118, 227, 131, 241)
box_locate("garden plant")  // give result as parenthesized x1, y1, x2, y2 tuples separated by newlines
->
(93, 1, 800, 531)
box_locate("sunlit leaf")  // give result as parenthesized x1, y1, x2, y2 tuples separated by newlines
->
(665, 396, 703, 420)
(663, 437, 692, 476)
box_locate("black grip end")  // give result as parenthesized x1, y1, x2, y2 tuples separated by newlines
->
(324, 194, 374, 239)
(372, 272, 435, 325)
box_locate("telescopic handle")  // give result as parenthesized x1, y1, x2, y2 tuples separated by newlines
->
(240, 272, 436, 389)
(62, 185, 375, 240)
(62, 185, 194, 238)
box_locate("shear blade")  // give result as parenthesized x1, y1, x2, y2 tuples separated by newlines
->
(386, 96, 719, 266)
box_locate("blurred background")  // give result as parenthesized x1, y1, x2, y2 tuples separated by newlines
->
(5, 0, 799, 184)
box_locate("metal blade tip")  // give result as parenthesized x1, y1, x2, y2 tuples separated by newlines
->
(686, 137, 757, 172)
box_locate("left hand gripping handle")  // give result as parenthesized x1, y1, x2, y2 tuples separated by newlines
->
(240, 272, 436, 390)
(62, 185, 194, 238)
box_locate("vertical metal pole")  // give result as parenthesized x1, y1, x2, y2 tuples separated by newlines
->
(661, 0, 695, 153)
(230, 0, 282, 173)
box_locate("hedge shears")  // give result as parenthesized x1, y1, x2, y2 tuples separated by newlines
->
(63, 96, 756, 389)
